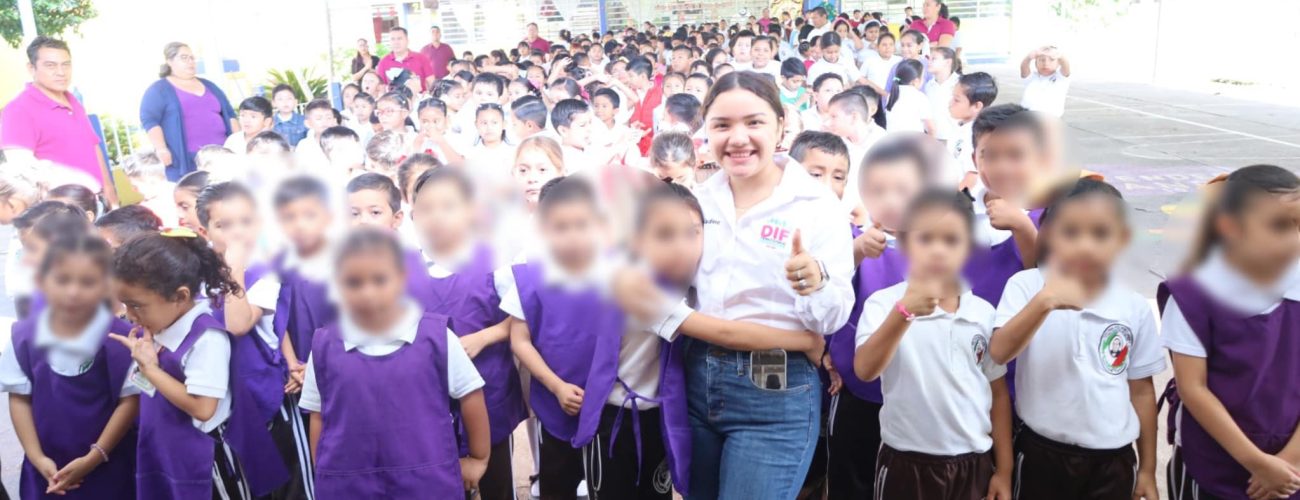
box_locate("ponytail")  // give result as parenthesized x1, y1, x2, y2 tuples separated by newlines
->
(113, 230, 241, 304)
(887, 59, 924, 111)
(159, 42, 187, 78)
(1183, 165, 1300, 271)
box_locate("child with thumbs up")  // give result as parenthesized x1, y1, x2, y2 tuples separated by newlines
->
(990, 178, 1163, 500)
(852, 188, 1013, 500)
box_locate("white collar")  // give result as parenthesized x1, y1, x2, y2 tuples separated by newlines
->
(155, 301, 214, 352)
(910, 281, 984, 324)
(538, 248, 612, 289)
(339, 300, 423, 351)
(421, 241, 476, 273)
(1194, 249, 1300, 313)
(281, 245, 334, 282)
(35, 306, 111, 355)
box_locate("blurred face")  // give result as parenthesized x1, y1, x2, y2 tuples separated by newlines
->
(815, 79, 843, 111)
(752, 40, 773, 64)
(1218, 192, 1300, 275)
(351, 99, 374, 123)
(825, 104, 860, 138)
(540, 201, 600, 272)
(412, 181, 473, 250)
(822, 44, 841, 63)
(782, 74, 806, 92)
(924, 0, 941, 19)
(273, 90, 297, 115)
(592, 95, 617, 123)
(1036, 52, 1061, 75)
(800, 149, 849, 199)
(431, 27, 442, 44)
(476, 109, 505, 145)
(930, 54, 953, 76)
(356, 39, 370, 53)
(41, 255, 107, 322)
(389, 30, 409, 53)
(509, 82, 530, 101)
(527, 24, 539, 39)
(276, 197, 331, 255)
(732, 37, 752, 62)
(361, 72, 382, 96)
(705, 89, 784, 180)
(114, 280, 191, 335)
(1044, 196, 1130, 280)
(336, 251, 405, 329)
(560, 111, 593, 149)
(671, 50, 691, 73)
(976, 129, 1044, 200)
(199, 195, 259, 254)
(900, 36, 920, 59)
(948, 86, 978, 123)
(418, 107, 447, 135)
(527, 67, 546, 89)
(514, 146, 563, 205)
(376, 99, 409, 132)
(166, 45, 197, 79)
(442, 85, 468, 112)
(305, 108, 336, 134)
(877, 37, 896, 59)
(685, 78, 709, 103)
(591, 44, 604, 61)
(865, 25, 880, 42)
(471, 82, 502, 105)
(174, 187, 201, 230)
(239, 110, 271, 136)
(348, 189, 401, 230)
(663, 77, 685, 97)
(901, 207, 971, 280)
(30, 47, 72, 94)
(653, 158, 695, 185)
(0, 198, 30, 226)
(635, 200, 704, 287)
(862, 162, 925, 232)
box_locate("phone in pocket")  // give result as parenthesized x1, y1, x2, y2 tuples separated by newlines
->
(750, 349, 788, 390)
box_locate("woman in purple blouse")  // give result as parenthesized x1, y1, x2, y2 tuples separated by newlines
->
(140, 42, 238, 180)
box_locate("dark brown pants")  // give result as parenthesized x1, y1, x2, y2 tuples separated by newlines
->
(1013, 427, 1136, 500)
(873, 444, 993, 500)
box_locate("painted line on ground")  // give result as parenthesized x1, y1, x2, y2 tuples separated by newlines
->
(1064, 95, 1300, 150)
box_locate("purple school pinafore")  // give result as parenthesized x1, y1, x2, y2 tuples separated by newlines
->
(963, 208, 1043, 396)
(213, 266, 291, 496)
(310, 311, 463, 497)
(272, 252, 337, 363)
(1161, 277, 1300, 499)
(12, 316, 136, 500)
(513, 262, 609, 442)
(136, 313, 225, 499)
(404, 247, 527, 446)
(829, 242, 907, 403)
(572, 280, 693, 494)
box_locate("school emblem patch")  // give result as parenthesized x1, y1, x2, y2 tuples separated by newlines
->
(1098, 324, 1133, 375)
(971, 335, 989, 364)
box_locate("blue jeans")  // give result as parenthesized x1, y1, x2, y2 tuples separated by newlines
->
(683, 340, 821, 500)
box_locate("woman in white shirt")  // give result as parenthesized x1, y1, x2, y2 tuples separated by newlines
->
(672, 70, 855, 500)
(885, 59, 935, 135)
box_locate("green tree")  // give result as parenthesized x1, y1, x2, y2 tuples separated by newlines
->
(0, 0, 98, 48)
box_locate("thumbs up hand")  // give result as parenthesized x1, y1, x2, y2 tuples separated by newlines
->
(855, 222, 890, 261)
(785, 230, 824, 296)
(985, 194, 1032, 232)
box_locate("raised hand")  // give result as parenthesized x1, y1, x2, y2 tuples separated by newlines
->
(985, 194, 1032, 232)
(856, 222, 889, 260)
(900, 277, 944, 318)
(1038, 267, 1087, 311)
(109, 326, 159, 370)
(785, 230, 823, 296)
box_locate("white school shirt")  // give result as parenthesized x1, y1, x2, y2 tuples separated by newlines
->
(294, 131, 328, 170)
(923, 73, 960, 142)
(244, 271, 283, 351)
(857, 282, 1005, 455)
(808, 58, 862, 87)
(1020, 70, 1070, 117)
(948, 121, 977, 179)
(885, 85, 932, 134)
(222, 132, 249, 155)
(995, 269, 1166, 449)
(130, 301, 233, 432)
(1162, 250, 1300, 358)
(969, 184, 1019, 248)
(689, 156, 855, 335)
(842, 124, 888, 211)
(863, 55, 901, 91)
(298, 300, 484, 413)
(801, 108, 827, 132)
(749, 61, 782, 80)
(0, 306, 139, 397)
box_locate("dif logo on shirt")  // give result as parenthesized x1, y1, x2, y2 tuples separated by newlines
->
(759, 217, 793, 252)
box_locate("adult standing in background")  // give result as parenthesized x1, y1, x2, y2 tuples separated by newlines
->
(350, 38, 380, 83)
(804, 7, 831, 42)
(376, 27, 436, 92)
(140, 41, 237, 181)
(524, 23, 551, 53)
(420, 25, 455, 80)
(909, 0, 956, 48)
(1, 36, 119, 206)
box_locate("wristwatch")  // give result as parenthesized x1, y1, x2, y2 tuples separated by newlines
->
(814, 259, 830, 292)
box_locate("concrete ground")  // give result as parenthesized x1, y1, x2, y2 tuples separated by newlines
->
(0, 66, 1297, 497)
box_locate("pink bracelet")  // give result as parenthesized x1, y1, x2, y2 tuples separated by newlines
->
(895, 301, 916, 322)
(89, 443, 108, 463)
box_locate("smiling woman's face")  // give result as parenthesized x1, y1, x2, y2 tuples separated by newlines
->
(705, 88, 784, 180)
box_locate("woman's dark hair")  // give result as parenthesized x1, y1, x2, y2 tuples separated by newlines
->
(702, 71, 784, 122)
(899, 188, 975, 242)
(177, 170, 211, 194)
(195, 181, 255, 228)
(1187, 165, 1300, 269)
(1037, 178, 1127, 262)
(932, 46, 961, 74)
(537, 176, 598, 217)
(635, 180, 703, 232)
(812, 72, 843, 92)
(38, 232, 113, 279)
(780, 58, 807, 79)
(957, 72, 998, 108)
(887, 59, 925, 111)
(158, 42, 188, 78)
(238, 96, 273, 117)
(94, 205, 162, 242)
(335, 226, 405, 272)
(397, 154, 443, 201)
(347, 173, 402, 213)
(47, 184, 98, 217)
(412, 166, 475, 202)
(114, 232, 240, 302)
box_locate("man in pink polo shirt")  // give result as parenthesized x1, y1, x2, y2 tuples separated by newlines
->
(1, 36, 118, 206)
(524, 23, 551, 53)
(908, 0, 957, 48)
(376, 26, 436, 91)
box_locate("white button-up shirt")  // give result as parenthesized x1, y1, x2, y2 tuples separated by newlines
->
(0, 306, 137, 397)
(131, 301, 233, 432)
(693, 157, 854, 335)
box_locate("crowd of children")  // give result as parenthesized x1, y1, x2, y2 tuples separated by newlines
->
(0, 6, 1295, 500)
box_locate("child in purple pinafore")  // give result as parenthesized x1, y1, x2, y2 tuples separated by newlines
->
(110, 230, 283, 499)
(1163, 165, 1300, 500)
(1, 234, 137, 499)
(302, 228, 491, 498)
